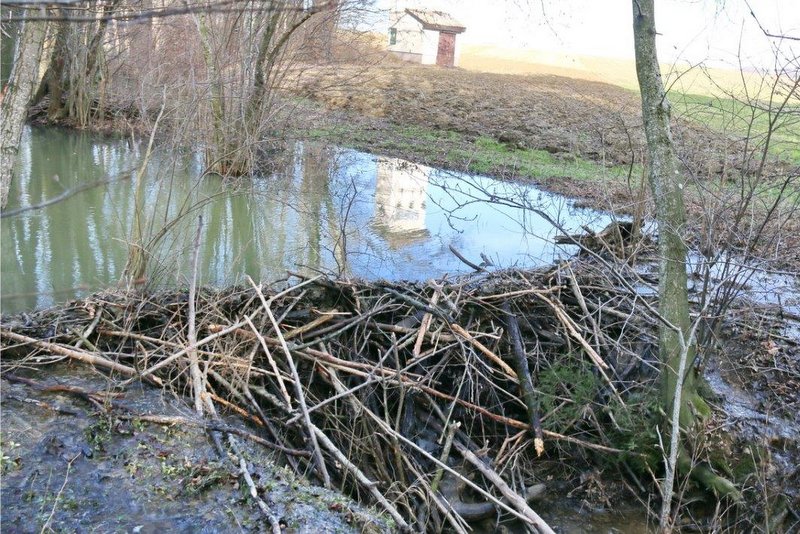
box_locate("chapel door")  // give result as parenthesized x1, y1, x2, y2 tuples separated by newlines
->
(436, 32, 456, 67)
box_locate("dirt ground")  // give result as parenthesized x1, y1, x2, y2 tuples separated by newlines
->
(293, 62, 748, 176)
(0, 363, 391, 534)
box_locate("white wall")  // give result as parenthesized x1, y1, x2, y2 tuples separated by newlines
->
(388, 11, 463, 66)
(375, 158, 429, 234)
(387, 12, 424, 60)
(420, 28, 439, 65)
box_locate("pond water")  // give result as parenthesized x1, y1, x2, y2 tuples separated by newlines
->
(0, 126, 617, 313)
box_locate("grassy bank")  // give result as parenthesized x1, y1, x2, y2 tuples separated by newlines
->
(307, 119, 637, 197)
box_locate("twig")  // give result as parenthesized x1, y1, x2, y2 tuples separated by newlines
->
(247, 277, 331, 489)
(228, 434, 283, 534)
(40, 453, 81, 534)
(430, 421, 459, 493)
(449, 245, 486, 272)
(502, 302, 544, 457)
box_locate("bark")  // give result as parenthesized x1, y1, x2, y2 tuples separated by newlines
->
(632, 0, 694, 423)
(0, 15, 48, 209)
(632, 0, 740, 520)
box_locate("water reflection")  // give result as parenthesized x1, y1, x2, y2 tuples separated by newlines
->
(373, 157, 430, 248)
(1, 126, 614, 313)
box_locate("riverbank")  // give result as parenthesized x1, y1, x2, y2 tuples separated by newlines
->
(286, 63, 799, 271)
(5, 60, 798, 531)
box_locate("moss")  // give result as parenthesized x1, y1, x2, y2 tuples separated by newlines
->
(538, 356, 602, 433)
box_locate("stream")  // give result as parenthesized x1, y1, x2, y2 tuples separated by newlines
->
(1, 126, 616, 313)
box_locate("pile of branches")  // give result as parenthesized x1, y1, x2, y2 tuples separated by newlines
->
(1, 259, 661, 533)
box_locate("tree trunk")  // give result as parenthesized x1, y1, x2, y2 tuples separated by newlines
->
(632, 0, 693, 429)
(632, 1, 739, 524)
(0, 15, 48, 209)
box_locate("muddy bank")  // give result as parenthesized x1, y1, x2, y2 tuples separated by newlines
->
(2, 256, 798, 532)
(1, 363, 390, 533)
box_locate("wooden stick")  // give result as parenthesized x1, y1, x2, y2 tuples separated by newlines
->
(0, 330, 162, 387)
(452, 440, 555, 534)
(283, 313, 335, 340)
(227, 434, 283, 534)
(413, 290, 440, 358)
(531, 291, 625, 405)
(448, 245, 485, 272)
(127, 275, 324, 383)
(450, 323, 517, 379)
(244, 315, 293, 409)
(248, 277, 331, 489)
(501, 302, 544, 456)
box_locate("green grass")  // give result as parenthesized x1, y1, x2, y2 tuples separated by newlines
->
(463, 136, 632, 182)
(308, 124, 634, 184)
(670, 91, 800, 164)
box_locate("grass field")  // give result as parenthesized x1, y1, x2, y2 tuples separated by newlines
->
(459, 44, 799, 163)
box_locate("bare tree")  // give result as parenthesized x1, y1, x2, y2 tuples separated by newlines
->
(632, 1, 746, 530)
(0, 9, 50, 209)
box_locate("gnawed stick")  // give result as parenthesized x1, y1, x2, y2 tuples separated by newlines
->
(451, 439, 555, 534)
(360, 404, 540, 527)
(430, 421, 459, 493)
(0, 329, 163, 387)
(126, 275, 324, 384)
(450, 323, 517, 380)
(244, 315, 293, 409)
(531, 291, 625, 405)
(309, 418, 412, 532)
(501, 302, 544, 456)
(413, 289, 440, 358)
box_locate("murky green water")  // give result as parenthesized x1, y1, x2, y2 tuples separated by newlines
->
(1, 126, 616, 313)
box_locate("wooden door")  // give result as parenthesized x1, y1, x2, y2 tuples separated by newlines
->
(436, 32, 456, 67)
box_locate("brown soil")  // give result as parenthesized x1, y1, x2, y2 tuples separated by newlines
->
(294, 63, 743, 175)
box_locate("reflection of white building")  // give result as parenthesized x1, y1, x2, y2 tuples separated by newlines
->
(373, 157, 430, 248)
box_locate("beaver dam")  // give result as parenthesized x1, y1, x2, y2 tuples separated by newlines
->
(2, 251, 798, 532)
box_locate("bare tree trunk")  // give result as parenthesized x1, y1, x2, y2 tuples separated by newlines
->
(0, 15, 48, 209)
(632, 0, 692, 426)
(632, 2, 739, 527)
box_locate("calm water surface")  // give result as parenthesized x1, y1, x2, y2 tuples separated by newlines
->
(1, 126, 616, 313)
